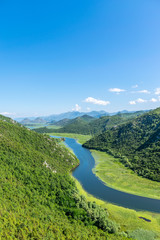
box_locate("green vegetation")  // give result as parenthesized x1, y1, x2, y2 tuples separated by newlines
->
(74, 178, 160, 240)
(91, 150, 160, 199)
(49, 133, 92, 144)
(83, 108, 160, 182)
(25, 123, 46, 129)
(52, 118, 71, 126)
(0, 114, 124, 239)
(47, 125, 62, 129)
(33, 111, 144, 135)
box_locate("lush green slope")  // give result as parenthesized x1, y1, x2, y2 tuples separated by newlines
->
(83, 108, 160, 182)
(0, 115, 123, 239)
(52, 118, 71, 126)
(34, 115, 95, 134)
(87, 111, 144, 135)
(34, 111, 144, 135)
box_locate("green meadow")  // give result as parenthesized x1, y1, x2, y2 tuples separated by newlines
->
(46, 125, 62, 129)
(74, 178, 160, 240)
(91, 150, 160, 200)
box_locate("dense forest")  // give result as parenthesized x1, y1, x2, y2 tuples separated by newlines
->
(0, 114, 129, 239)
(83, 108, 160, 182)
(33, 111, 144, 135)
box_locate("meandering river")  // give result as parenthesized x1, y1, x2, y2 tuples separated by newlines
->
(53, 136, 160, 213)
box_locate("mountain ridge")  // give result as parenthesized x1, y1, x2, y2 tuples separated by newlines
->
(16, 109, 148, 123)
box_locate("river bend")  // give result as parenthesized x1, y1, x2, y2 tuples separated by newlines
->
(54, 136, 160, 213)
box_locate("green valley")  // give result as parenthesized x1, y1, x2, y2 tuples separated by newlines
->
(2, 107, 160, 239)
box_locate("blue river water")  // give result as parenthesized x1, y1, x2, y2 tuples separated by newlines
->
(53, 136, 160, 213)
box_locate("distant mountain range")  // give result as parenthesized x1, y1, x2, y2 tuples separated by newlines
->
(17, 110, 147, 124)
(34, 111, 146, 135)
(20, 117, 47, 125)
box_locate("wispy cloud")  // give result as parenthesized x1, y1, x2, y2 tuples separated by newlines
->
(72, 104, 81, 111)
(131, 89, 150, 94)
(138, 90, 150, 94)
(129, 98, 147, 105)
(136, 98, 147, 103)
(109, 88, 125, 94)
(150, 98, 157, 103)
(132, 85, 138, 88)
(155, 88, 160, 95)
(129, 97, 159, 105)
(129, 101, 136, 105)
(84, 97, 110, 106)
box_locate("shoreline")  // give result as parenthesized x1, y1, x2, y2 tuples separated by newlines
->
(52, 133, 160, 200)
(91, 150, 160, 200)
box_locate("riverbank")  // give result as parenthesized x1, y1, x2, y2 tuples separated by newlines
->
(91, 150, 160, 200)
(52, 134, 160, 238)
(73, 177, 160, 240)
(48, 132, 91, 144)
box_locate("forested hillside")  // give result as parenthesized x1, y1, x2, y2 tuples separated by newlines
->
(83, 108, 160, 182)
(34, 111, 144, 135)
(0, 115, 123, 239)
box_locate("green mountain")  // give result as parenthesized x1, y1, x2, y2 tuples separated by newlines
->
(34, 115, 95, 134)
(86, 111, 145, 135)
(20, 117, 33, 124)
(53, 118, 71, 126)
(83, 108, 160, 182)
(34, 111, 144, 135)
(0, 114, 119, 239)
(53, 115, 95, 134)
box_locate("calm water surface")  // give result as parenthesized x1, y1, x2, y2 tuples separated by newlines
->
(52, 136, 160, 213)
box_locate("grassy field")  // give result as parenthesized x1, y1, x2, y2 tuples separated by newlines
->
(49, 132, 92, 144)
(25, 124, 46, 129)
(47, 125, 62, 129)
(91, 150, 160, 200)
(73, 177, 160, 240)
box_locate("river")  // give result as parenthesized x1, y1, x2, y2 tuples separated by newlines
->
(53, 136, 160, 213)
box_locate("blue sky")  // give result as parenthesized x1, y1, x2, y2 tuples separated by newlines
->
(0, 0, 160, 117)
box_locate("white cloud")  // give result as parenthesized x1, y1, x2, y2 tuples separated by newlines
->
(138, 90, 150, 94)
(150, 98, 157, 103)
(132, 85, 138, 88)
(86, 107, 91, 111)
(155, 88, 160, 95)
(72, 104, 81, 111)
(84, 97, 110, 106)
(129, 98, 147, 105)
(109, 88, 125, 94)
(129, 97, 159, 105)
(136, 98, 147, 103)
(129, 101, 136, 105)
